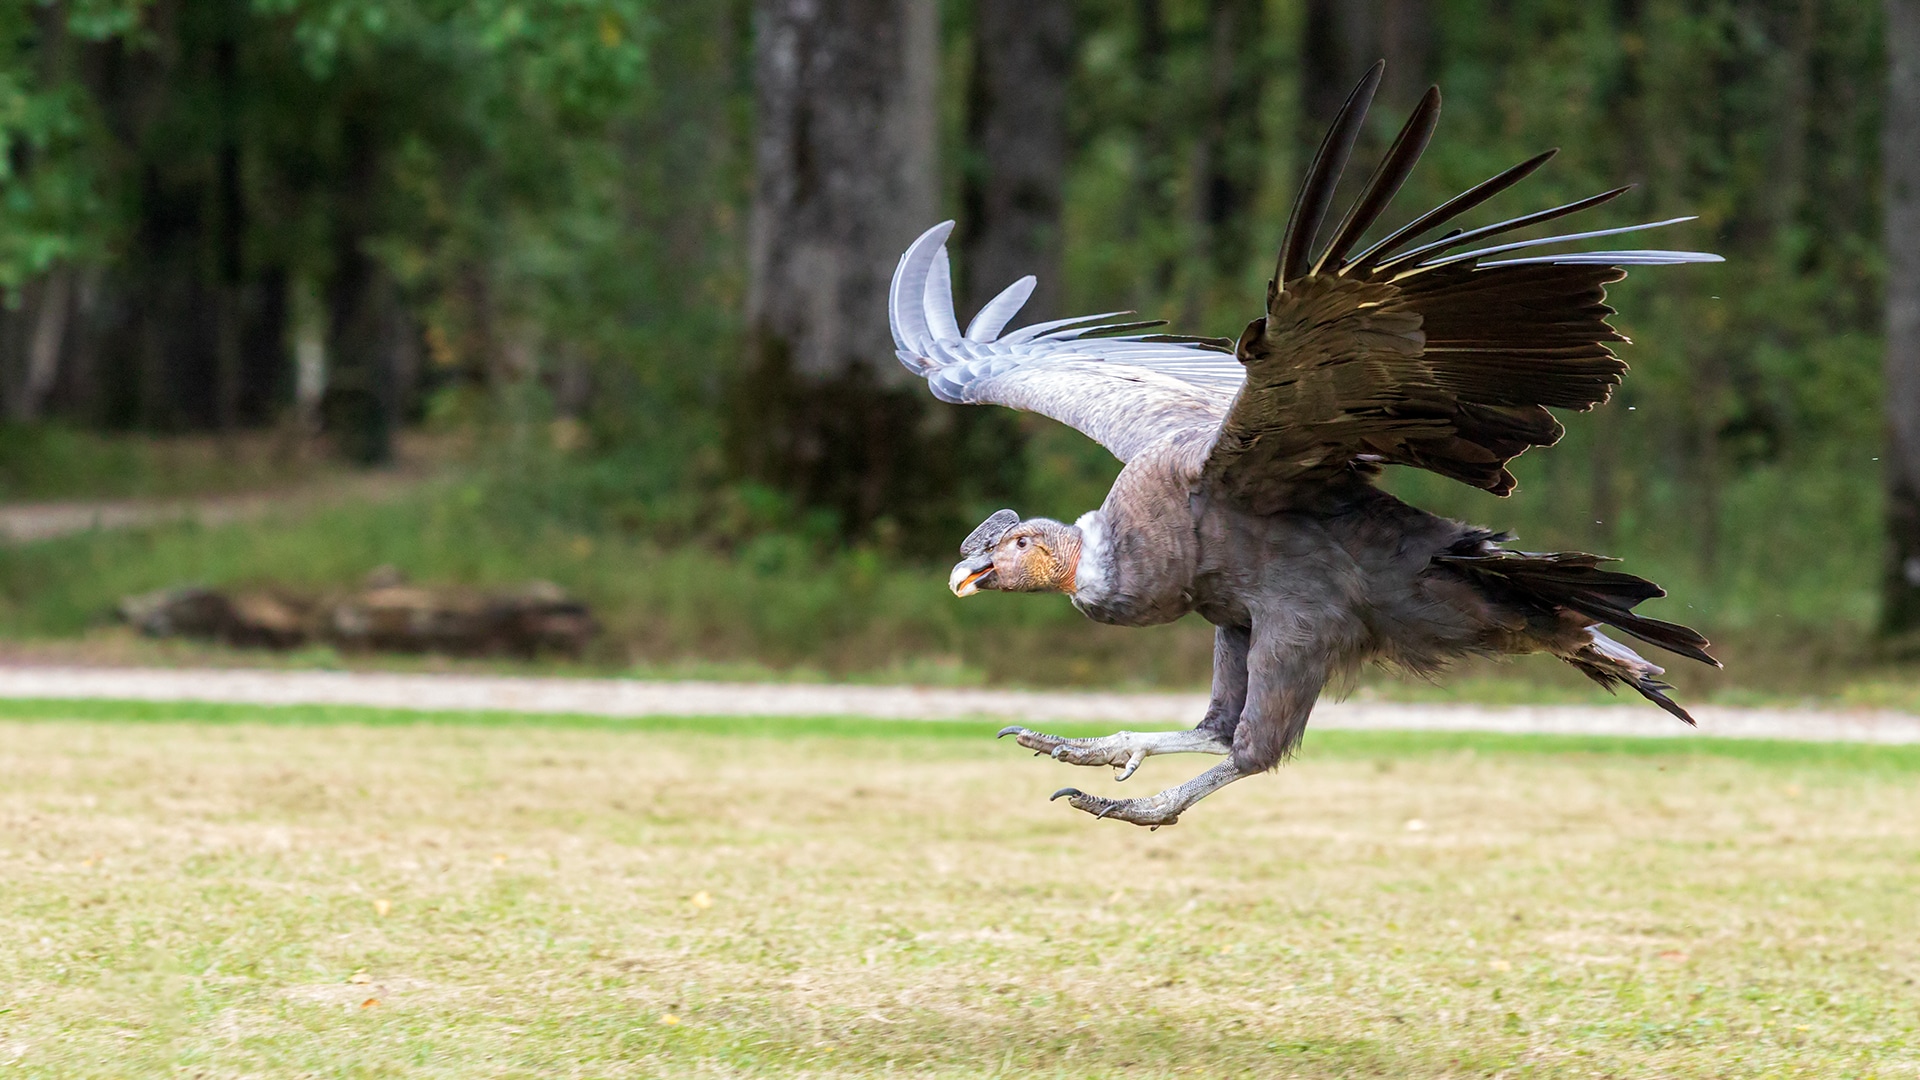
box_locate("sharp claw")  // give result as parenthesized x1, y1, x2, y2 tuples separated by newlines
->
(1114, 753, 1144, 782)
(1050, 787, 1083, 802)
(996, 725, 1026, 739)
(1095, 805, 1115, 820)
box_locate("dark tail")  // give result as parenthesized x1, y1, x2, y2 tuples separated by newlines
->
(1435, 543, 1718, 724)
(1563, 629, 1696, 725)
(1436, 545, 1719, 668)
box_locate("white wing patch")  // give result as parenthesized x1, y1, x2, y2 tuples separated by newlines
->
(965, 275, 1036, 342)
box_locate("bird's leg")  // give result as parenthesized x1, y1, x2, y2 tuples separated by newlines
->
(997, 625, 1251, 782)
(996, 725, 1230, 781)
(1196, 623, 1251, 742)
(1052, 616, 1324, 826)
(1049, 759, 1249, 828)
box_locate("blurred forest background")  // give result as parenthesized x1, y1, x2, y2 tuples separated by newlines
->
(0, 0, 1909, 699)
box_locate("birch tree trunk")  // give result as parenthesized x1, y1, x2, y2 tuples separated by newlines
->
(1883, 0, 1920, 633)
(22, 269, 72, 419)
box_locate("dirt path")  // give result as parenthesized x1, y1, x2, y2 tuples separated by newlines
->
(0, 464, 430, 543)
(0, 665, 1914, 743)
(0, 472, 415, 544)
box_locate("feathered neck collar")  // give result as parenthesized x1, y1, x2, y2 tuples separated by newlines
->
(1071, 509, 1112, 599)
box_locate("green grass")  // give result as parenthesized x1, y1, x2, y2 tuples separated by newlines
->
(1, 702, 1917, 1077)
(0, 478, 1214, 687)
(1, 695, 1919, 769)
(0, 474, 1904, 706)
(0, 424, 331, 502)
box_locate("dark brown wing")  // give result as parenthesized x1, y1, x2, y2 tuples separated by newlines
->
(1203, 64, 1718, 514)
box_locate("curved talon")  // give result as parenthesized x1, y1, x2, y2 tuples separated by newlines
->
(1050, 787, 1083, 802)
(1095, 804, 1115, 820)
(996, 725, 1026, 739)
(1113, 751, 1145, 782)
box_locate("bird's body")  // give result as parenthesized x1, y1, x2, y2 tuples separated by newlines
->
(897, 64, 1722, 825)
(1075, 438, 1456, 638)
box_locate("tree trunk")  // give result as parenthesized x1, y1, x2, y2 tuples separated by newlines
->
(1301, 0, 1376, 138)
(1883, 0, 1920, 633)
(211, 0, 245, 431)
(59, 0, 291, 434)
(22, 269, 73, 420)
(1302, 0, 1433, 134)
(1376, 0, 1435, 111)
(323, 108, 400, 465)
(960, 0, 1070, 322)
(739, 0, 1017, 547)
(0, 271, 73, 423)
(238, 265, 291, 426)
(1184, 0, 1263, 316)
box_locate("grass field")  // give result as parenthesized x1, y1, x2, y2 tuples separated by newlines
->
(2, 703, 1918, 1078)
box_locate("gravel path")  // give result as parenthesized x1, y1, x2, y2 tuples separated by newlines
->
(0, 665, 1915, 744)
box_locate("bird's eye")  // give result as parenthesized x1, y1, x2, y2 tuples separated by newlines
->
(1015, 536, 1028, 549)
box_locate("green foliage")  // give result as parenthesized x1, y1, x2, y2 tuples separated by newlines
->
(0, 424, 319, 499)
(0, 477, 1215, 686)
(0, 1, 128, 287)
(0, 472, 1894, 701)
(0, 0, 1899, 652)
(0, 0, 679, 432)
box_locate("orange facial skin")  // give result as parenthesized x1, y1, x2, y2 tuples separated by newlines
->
(949, 518, 1082, 597)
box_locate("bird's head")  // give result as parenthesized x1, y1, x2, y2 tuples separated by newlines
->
(948, 509, 1083, 597)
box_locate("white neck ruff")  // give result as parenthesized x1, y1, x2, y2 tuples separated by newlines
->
(1072, 510, 1113, 600)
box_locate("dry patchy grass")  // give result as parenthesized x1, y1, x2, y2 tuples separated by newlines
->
(0, 713, 1917, 1077)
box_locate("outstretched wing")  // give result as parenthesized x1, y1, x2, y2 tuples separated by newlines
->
(1204, 63, 1721, 513)
(890, 222, 1243, 463)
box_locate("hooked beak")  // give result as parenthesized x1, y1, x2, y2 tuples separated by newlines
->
(948, 554, 996, 597)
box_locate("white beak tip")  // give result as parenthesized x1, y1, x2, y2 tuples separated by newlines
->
(949, 563, 987, 597)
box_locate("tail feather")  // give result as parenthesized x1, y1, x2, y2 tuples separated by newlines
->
(1435, 542, 1716, 725)
(1436, 547, 1720, 668)
(1564, 604, 1717, 668)
(1565, 629, 1696, 725)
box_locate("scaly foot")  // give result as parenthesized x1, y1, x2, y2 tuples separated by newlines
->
(1045, 759, 1250, 828)
(995, 725, 1230, 781)
(1048, 786, 1185, 827)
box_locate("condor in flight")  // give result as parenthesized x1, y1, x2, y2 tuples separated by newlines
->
(890, 63, 1721, 826)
